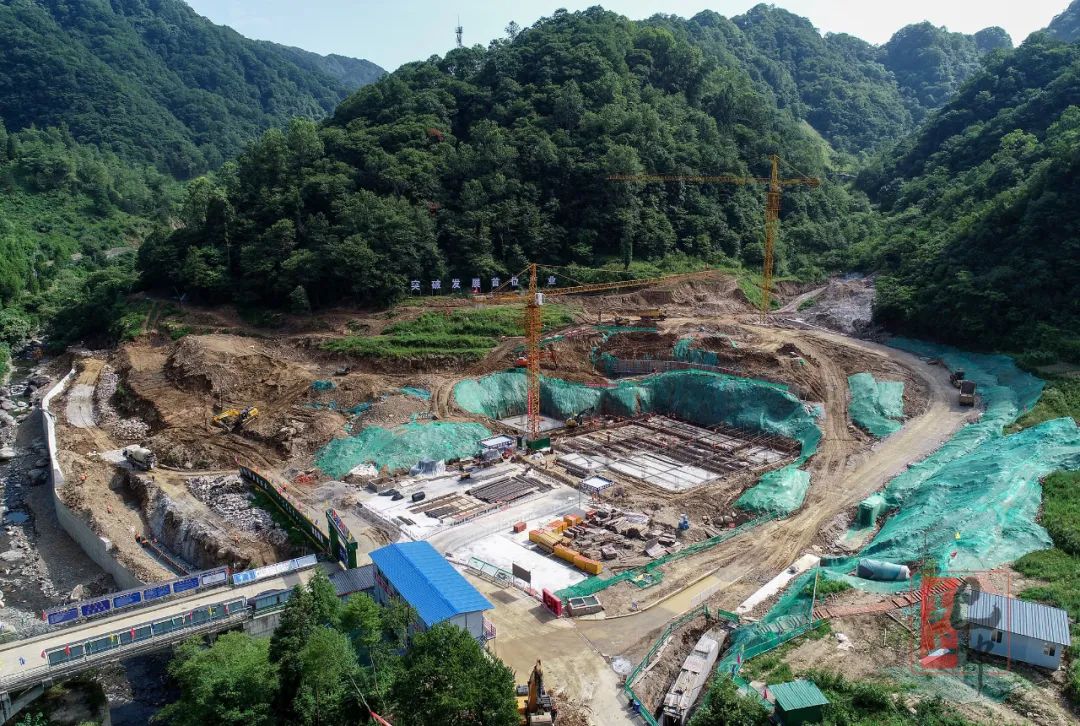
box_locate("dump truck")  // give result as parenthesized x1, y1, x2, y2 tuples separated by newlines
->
(517, 660, 556, 725)
(212, 406, 259, 431)
(959, 380, 977, 406)
(122, 445, 157, 471)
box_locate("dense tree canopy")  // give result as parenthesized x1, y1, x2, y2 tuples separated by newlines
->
(857, 34, 1080, 360)
(0, 0, 384, 177)
(162, 572, 515, 726)
(141, 7, 882, 311)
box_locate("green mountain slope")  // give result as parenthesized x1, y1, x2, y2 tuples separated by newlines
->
(0, 119, 175, 350)
(0, 0, 384, 177)
(140, 7, 876, 309)
(857, 34, 1080, 360)
(1047, 0, 1080, 41)
(720, 5, 1009, 153)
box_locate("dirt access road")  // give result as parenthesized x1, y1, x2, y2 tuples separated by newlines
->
(573, 325, 970, 656)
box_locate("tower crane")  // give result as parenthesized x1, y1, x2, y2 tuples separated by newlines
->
(478, 264, 719, 441)
(608, 155, 820, 314)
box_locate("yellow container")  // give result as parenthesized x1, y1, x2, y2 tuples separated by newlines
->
(554, 545, 579, 562)
(530, 530, 559, 551)
(546, 520, 568, 533)
(574, 556, 602, 575)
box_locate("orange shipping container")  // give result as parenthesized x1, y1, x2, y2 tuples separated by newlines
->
(553, 545, 579, 562)
(513, 521, 527, 533)
(547, 520, 568, 533)
(574, 556, 603, 575)
(563, 514, 582, 526)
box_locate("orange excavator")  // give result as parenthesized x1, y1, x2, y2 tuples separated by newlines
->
(515, 347, 557, 370)
(517, 660, 556, 725)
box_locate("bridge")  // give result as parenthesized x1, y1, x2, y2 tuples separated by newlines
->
(0, 566, 319, 722)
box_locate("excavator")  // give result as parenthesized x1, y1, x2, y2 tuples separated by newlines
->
(517, 660, 556, 725)
(516, 347, 557, 370)
(212, 406, 259, 431)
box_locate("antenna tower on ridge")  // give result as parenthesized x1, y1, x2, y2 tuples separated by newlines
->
(456, 16, 463, 47)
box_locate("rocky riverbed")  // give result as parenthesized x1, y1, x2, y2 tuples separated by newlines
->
(0, 349, 171, 724)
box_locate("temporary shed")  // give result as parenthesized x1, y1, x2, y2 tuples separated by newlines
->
(770, 680, 829, 725)
(967, 592, 1071, 669)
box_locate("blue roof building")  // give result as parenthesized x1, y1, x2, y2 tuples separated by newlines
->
(369, 542, 494, 642)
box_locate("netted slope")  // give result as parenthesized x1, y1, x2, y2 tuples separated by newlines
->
(315, 421, 492, 478)
(858, 340, 1078, 571)
(848, 372, 905, 437)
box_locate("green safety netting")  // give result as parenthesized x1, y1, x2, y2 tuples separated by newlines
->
(674, 337, 720, 367)
(848, 372, 904, 437)
(716, 340, 1080, 688)
(315, 421, 491, 478)
(399, 386, 432, 400)
(856, 339, 1078, 573)
(567, 339, 1080, 713)
(311, 379, 336, 391)
(455, 369, 822, 515)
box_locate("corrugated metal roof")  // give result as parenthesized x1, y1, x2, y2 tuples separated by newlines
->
(370, 542, 493, 627)
(770, 680, 829, 711)
(968, 592, 1072, 646)
(329, 564, 375, 597)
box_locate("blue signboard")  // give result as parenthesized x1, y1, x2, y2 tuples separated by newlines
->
(143, 584, 171, 601)
(46, 607, 79, 626)
(80, 599, 111, 618)
(172, 576, 199, 594)
(113, 591, 142, 609)
(232, 570, 257, 585)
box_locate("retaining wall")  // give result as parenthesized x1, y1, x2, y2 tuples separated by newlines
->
(40, 370, 142, 590)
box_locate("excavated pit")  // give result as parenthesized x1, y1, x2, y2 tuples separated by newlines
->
(122, 470, 273, 572)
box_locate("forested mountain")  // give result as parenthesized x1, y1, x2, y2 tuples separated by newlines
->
(0, 119, 175, 350)
(1047, 0, 1080, 41)
(139, 6, 881, 310)
(0, 0, 384, 178)
(711, 6, 1009, 153)
(857, 34, 1080, 360)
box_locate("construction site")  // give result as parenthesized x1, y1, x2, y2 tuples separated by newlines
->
(32, 251, 1080, 726)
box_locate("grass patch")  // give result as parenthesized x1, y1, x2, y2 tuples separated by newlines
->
(798, 296, 818, 311)
(803, 576, 853, 599)
(803, 669, 977, 725)
(326, 304, 574, 361)
(0, 342, 9, 381)
(1011, 377, 1080, 432)
(1013, 470, 1080, 703)
(741, 620, 832, 682)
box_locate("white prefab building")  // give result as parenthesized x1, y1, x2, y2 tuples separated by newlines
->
(967, 592, 1071, 670)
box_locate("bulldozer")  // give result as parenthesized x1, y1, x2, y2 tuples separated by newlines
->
(517, 660, 556, 725)
(212, 406, 259, 431)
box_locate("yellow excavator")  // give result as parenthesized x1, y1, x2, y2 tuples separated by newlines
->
(517, 660, 556, 725)
(212, 406, 259, 431)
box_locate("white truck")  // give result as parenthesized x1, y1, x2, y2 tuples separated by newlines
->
(122, 445, 157, 471)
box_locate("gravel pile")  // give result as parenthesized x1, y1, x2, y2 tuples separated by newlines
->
(185, 475, 288, 545)
(95, 366, 150, 441)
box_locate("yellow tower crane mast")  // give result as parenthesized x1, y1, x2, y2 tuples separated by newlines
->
(481, 264, 719, 440)
(609, 155, 820, 314)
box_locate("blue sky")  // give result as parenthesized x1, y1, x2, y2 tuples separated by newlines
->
(185, 1, 1068, 71)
